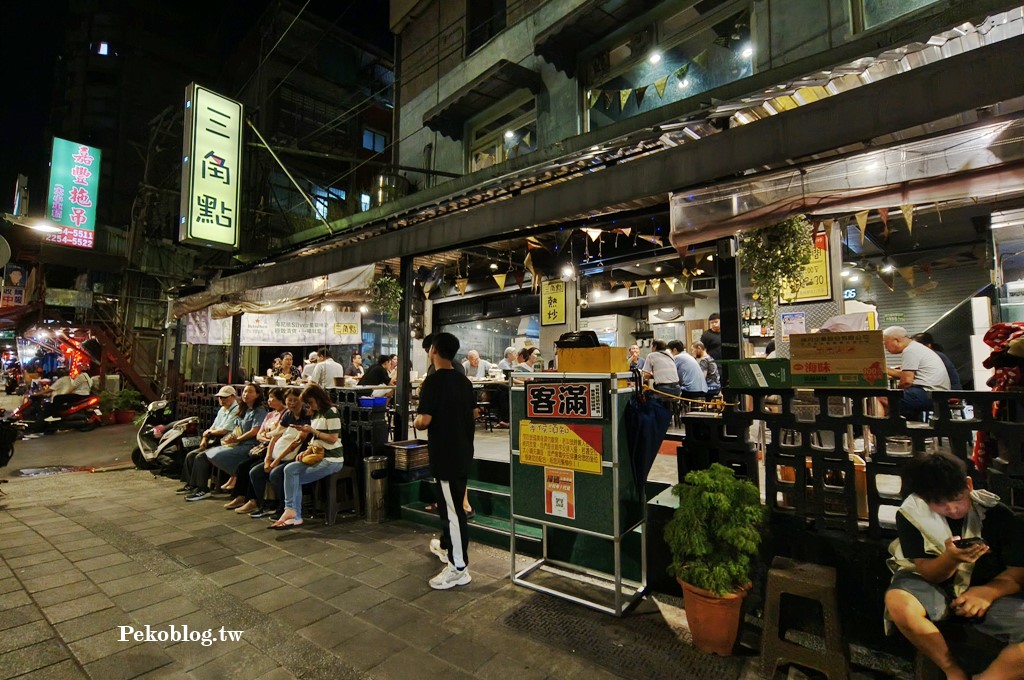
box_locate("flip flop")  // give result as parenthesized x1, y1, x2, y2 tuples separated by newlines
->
(423, 504, 438, 513)
(270, 518, 303, 530)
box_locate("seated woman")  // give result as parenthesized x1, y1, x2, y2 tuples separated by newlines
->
(269, 384, 344, 529)
(203, 384, 266, 495)
(227, 387, 286, 513)
(249, 388, 308, 519)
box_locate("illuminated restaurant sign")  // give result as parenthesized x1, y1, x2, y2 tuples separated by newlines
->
(180, 83, 243, 249)
(45, 137, 101, 249)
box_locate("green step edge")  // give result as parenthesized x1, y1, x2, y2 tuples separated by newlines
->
(402, 501, 542, 541)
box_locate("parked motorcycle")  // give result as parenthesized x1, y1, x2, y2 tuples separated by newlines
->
(132, 398, 200, 474)
(4, 367, 22, 395)
(0, 410, 20, 494)
(12, 393, 103, 433)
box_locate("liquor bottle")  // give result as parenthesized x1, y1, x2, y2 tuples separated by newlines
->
(743, 305, 750, 320)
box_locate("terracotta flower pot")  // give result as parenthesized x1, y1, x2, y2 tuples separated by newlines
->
(113, 409, 137, 425)
(679, 579, 750, 656)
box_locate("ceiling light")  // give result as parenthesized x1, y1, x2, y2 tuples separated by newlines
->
(678, 78, 689, 89)
(741, 44, 753, 59)
(660, 307, 676, 313)
(706, 254, 714, 261)
(561, 265, 574, 278)
(648, 52, 662, 65)
(841, 269, 851, 277)
(489, 263, 498, 270)
(504, 130, 515, 139)
(848, 274, 861, 283)
(881, 264, 895, 273)
(323, 304, 334, 312)
(359, 305, 369, 314)
(30, 221, 62, 234)
(655, 266, 663, 272)
(592, 290, 602, 299)
(476, 324, 482, 330)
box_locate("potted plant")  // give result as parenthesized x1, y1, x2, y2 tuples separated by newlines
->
(664, 463, 766, 656)
(368, 275, 403, 317)
(97, 391, 117, 425)
(113, 388, 144, 425)
(738, 214, 814, 320)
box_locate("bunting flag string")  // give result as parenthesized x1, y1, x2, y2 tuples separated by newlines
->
(455, 278, 469, 296)
(664, 278, 676, 293)
(637, 234, 664, 246)
(635, 85, 648, 109)
(619, 89, 631, 111)
(602, 91, 613, 110)
(897, 266, 915, 288)
(493, 273, 507, 291)
(878, 207, 889, 228)
(589, 91, 600, 109)
(649, 278, 662, 294)
(582, 228, 603, 242)
(854, 210, 869, 245)
(900, 204, 914, 235)
(636, 280, 647, 295)
(879, 269, 896, 292)
(653, 76, 668, 98)
(589, 50, 704, 114)
(513, 270, 525, 289)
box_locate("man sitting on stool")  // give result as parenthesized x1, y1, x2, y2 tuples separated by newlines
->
(881, 326, 950, 420)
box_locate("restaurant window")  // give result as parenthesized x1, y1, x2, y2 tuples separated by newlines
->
(466, 0, 506, 55)
(362, 128, 387, 153)
(311, 185, 346, 221)
(585, 1, 751, 132)
(438, 314, 539, 365)
(359, 193, 371, 212)
(859, 0, 939, 30)
(468, 94, 537, 173)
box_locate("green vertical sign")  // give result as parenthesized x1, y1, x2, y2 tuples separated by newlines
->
(46, 137, 101, 249)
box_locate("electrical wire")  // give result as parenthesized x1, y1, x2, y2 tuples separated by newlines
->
(234, 0, 313, 99)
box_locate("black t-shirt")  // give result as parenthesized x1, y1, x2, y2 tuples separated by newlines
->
(417, 368, 475, 479)
(701, 329, 722, 360)
(359, 364, 391, 386)
(277, 409, 312, 453)
(896, 502, 1024, 587)
(426, 361, 465, 376)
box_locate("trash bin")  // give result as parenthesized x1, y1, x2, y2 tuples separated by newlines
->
(363, 455, 389, 523)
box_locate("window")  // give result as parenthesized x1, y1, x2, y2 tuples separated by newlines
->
(97, 42, 109, 56)
(362, 128, 387, 153)
(360, 193, 371, 212)
(311, 185, 346, 221)
(469, 95, 537, 172)
(466, 0, 506, 55)
(860, 0, 939, 30)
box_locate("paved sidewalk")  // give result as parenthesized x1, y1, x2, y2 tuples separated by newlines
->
(1, 467, 756, 680)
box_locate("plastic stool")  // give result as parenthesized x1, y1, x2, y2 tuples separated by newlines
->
(321, 466, 361, 525)
(760, 557, 850, 680)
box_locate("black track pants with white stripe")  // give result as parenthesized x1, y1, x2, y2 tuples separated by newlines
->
(433, 477, 469, 569)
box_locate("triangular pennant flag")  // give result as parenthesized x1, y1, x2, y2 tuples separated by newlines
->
(513, 270, 525, 289)
(637, 234, 663, 246)
(614, 227, 633, 238)
(636, 280, 647, 295)
(920, 263, 933, 275)
(649, 278, 661, 294)
(879, 269, 896, 292)
(523, 131, 531, 146)
(455, 278, 469, 296)
(664, 278, 676, 293)
(589, 91, 600, 109)
(635, 85, 648, 109)
(897, 266, 915, 288)
(492, 273, 507, 291)
(621, 280, 632, 291)
(901, 204, 914, 234)
(692, 49, 709, 68)
(602, 91, 613, 110)
(862, 276, 872, 293)
(855, 210, 869, 245)
(878, 207, 889, 227)
(526, 236, 545, 250)
(674, 63, 690, 79)
(619, 89, 631, 111)
(532, 273, 542, 294)
(654, 76, 668, 98)
(582, 228, 603, 242)
(524, 252, 536, 280)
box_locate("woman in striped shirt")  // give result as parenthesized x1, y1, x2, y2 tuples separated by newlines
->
(269, 384, 344, 529)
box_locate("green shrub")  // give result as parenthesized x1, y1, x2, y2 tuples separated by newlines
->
(114, 388, 144, 411)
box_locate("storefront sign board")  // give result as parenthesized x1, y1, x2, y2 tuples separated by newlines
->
(790, 330, 887, 388)
(781, 229, 832, 304)
(519, 421, 603, 474)
(45, 137, 101, 249)
(186, 310, 361, 346)
(544, 467, 575, 519)
(541, 280, 566, 326)
(180, 84, 243, 250)
(526, 382, 603, 419)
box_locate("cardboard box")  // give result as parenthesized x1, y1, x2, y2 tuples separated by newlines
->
(557, 346, 629, 374)
(719, 359, 791, 389)
(790, 331, 887, 389)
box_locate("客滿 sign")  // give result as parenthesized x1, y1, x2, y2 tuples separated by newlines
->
(45, 137, 101, 249)
(180, 84, 243, 250)
(790, 330, 887, 388)
(519, 421, 603, 474)
(781, 229, 832, 304)
(526, 382, 603, 419)
(541, 280, 565, 326)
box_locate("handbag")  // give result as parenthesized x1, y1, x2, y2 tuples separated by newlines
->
(298, 444, 325, 466)
(249, 442, 267, 457)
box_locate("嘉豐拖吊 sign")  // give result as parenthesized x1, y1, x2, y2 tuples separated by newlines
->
(789, 330, 887, 388)
(541, 280, 566, 326)
(180, 84, 243, 249)
(526, 382, 603, 419)
(519, 421, 603, 474)
(46, 137, 101, 249)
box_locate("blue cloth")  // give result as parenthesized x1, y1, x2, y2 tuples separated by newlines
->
(936, 351, 962, 390)
(282, 459, 344, 520)
(206, 405, 268, 474)
(673, 352, 708, 393)
(210, 402, 239, 432)
(899, 385, 933, 419)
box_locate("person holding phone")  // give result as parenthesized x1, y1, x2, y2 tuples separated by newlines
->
(885, 452, 1024, 679)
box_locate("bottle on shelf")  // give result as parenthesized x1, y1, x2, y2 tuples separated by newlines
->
(743, 305, 750, 320)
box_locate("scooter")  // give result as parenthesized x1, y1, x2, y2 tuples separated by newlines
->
(0, 410, 21, 494)
(12, 393, 103, 433)
(132, 398, 200, 474)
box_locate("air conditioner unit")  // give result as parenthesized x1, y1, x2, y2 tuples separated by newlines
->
(691, 277, 717, 291)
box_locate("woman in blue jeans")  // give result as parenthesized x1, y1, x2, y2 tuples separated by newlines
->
(269, 384, 344, 529)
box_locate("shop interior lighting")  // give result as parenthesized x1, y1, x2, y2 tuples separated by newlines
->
(323, 304, 334, 311)
(741, 44, 753, 59)
(678, 78, 690, 89)
(561, 265, 575, 278)
(706, 254, 714, 261)
(358, 305, 369, 314)
(848, 273, 861, 282)
(30, 221, 62, 234)
(489, 263, 499, 270)
(648, 52, 662, 65)
(655, 266, 663, 272)
(841, 269, 851, 277)
(504, 130, 515, 139)
(881, 263, 895, 273)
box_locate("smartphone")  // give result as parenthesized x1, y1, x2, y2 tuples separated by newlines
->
(953, 537, 986, 549)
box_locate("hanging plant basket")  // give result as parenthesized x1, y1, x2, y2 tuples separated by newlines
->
(738, 215, 815, 319)
(369, 275, 404, 317)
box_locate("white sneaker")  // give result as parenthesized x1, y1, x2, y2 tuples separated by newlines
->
(429, 564, 471, 590)
(428, 538, 448, 564)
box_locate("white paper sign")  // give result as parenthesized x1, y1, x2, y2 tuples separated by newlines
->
(186, 310, 362, 346)
(780, 312, 807, 341)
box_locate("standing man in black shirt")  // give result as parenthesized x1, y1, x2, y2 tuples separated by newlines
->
(414, 332, 476, 590)
(700, 313, 723, 361)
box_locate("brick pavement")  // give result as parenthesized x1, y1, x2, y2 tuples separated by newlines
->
(0, 468, 684, 680)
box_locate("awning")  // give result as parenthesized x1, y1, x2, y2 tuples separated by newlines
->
(422, 59, 543, 140)
(533, 0, 661, 77)
(172, 264, 375, 319)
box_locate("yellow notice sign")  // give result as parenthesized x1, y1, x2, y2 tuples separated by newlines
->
(781, 229, 832, 304)
(541, 280, 566, 326)
(519, 420, 603, 474)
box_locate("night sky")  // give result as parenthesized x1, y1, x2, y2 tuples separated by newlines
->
(0, 0, 392, 213)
